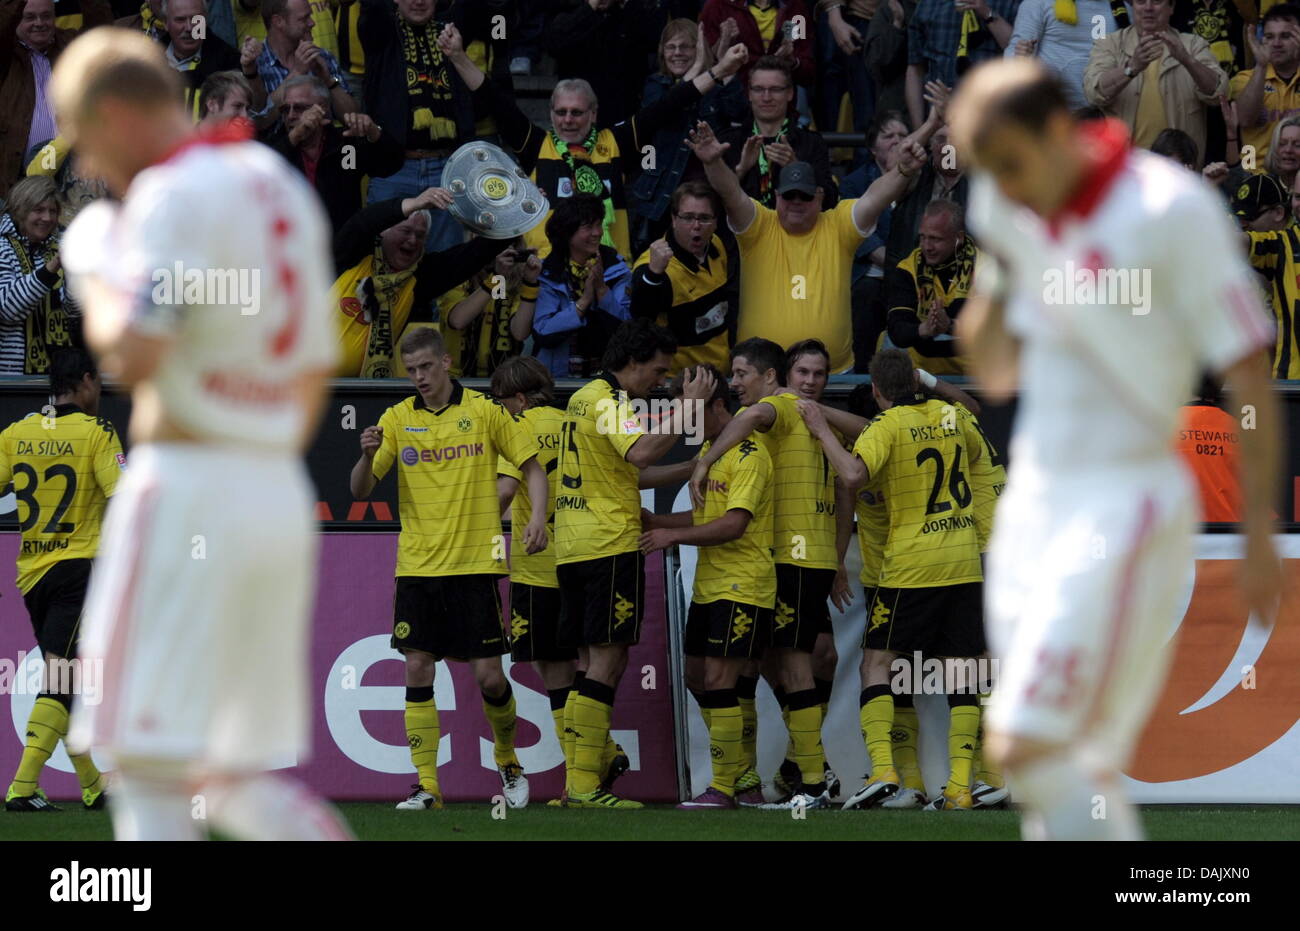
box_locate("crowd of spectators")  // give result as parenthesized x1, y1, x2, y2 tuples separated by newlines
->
(3, 0, 1300, 380)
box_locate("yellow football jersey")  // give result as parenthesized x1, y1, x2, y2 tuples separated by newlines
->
(692, 437, 775, 608)
(757, 393, 839, 571)
(498, 404, 564, 588)
(0, 405, 124, 594)
(372, 383, 537, 577)
(955, 404, 1007, 552)
(555, 375, 647, 565)
(852, 396, 984, 588)
(855, 479, 888, 588)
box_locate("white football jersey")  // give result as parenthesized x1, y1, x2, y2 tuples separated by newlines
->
(64, 136, 337, 453)
(967, 134, 1274, 484)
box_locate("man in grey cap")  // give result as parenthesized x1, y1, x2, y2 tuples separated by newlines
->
(690, 121, 925, 374)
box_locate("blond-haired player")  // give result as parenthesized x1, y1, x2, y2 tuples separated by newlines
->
(55, 29, 350, 840)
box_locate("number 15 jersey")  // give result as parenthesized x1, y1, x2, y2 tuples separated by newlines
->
(555, 374, 647, 565)
(852, 395, 984, 588)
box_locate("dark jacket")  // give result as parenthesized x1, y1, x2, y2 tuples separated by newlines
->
(626, 72, 735, 232)
(544, 0, 667, 127)
(332, 197, 508, 320)
(264, 121, 404, 233)
(176, 35, 243, 118)
(0, 0, 112, 190)
(357, 0, 481, 150)
(712, 122, 839, 209)
(863, 0, 916, 118)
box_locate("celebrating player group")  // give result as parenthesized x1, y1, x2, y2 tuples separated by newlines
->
(1, 24, 1282, 843)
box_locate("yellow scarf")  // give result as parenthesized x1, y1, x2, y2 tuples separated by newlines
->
(4, 230, 75, 375)
(331, 248, 419, 377)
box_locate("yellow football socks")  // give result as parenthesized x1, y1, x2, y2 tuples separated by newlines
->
(947, 696, 981, 794)
(8, 696, 66, 798)
(860, 685, 898, 783)
(570, 678, 616, 796)
(404, 686, 441, 796)
(785, 689, 825, 787)
(481, 684, 519, 768)
(893, 697, 925, 793)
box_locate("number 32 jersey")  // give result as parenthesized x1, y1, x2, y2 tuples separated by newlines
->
(0, 406, 125, 593)
(852, 395, 984, 588)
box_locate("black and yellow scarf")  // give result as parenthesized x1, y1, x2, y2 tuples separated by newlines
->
(453, 274, 523, 376)
(357, 244, 418, 378)
(399, 17, 457, 145)
(4, 231, 75, 375)
(754, 118, 790, 207)
(138, 0, 163, 41)
(914, 235, 977, 314)
(550, 127, 616, 247)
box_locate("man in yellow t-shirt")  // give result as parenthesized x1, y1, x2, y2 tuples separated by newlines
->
(641, 365, 774, 809)
(350, 327, 550, 811)
(690, 121, 925, 373)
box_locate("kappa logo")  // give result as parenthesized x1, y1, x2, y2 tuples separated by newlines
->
(773, 600, 794, 630)
(730, 608, 753, 643)
(868, 600, 891, 633)
(613, 592, 635, 628)
(394, 621, 411, 639)
(511, 610, 529, 640)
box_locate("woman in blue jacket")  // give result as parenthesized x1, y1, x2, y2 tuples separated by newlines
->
(531, 193, 632, 377)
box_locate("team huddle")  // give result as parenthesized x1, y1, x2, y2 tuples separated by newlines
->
(352, 319, 1007, 813)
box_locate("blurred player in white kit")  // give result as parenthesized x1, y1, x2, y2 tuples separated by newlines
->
(53, 30, 351, 840)
(950, 59, 1283, 840)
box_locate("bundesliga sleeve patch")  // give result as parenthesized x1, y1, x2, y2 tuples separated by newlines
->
(115, 453, 127, 471)
(622, 418, 640, 433)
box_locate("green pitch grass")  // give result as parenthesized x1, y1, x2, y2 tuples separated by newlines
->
(2, 804, 1298, 841)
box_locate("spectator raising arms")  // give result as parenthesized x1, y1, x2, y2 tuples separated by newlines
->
(0, 176, 82, 374)
(627, 18, 740, 253)
(690, 119, 925, 373)
(441, 21, 750, 262)
(358, 0, 480, 254)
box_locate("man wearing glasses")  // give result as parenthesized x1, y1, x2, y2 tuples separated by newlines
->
(438, 23, 750, 261)
(629, 181, 739, 373)
(715, 56, 837, 209)
(689, 121, 926, 374)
